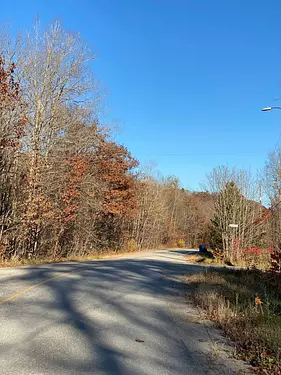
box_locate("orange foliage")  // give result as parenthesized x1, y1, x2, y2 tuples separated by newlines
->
(61, 156, 87, 224)
(96, 141, 139, 218)
(0, 55, 26, 150)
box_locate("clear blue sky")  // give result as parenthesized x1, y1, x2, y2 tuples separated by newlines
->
(1, 0, 281, 190)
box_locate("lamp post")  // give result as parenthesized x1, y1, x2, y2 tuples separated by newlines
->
(262, 104, 281, 205)
(261, 106, 281, 111)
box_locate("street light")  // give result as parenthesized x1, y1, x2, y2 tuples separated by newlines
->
(261, 106, 281, 111)
(262, 104, 281, 204)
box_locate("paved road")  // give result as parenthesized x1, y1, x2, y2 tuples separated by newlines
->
(0, 249, 241, 375)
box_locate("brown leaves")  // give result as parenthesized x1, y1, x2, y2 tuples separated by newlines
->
(255, 296, 263, 306)
(21, 193, 58, 239)
(96, 141, 139, 218)
(0, 56, 20, 105)
(61, 156, 87, 225)
(0, 54, 26, 151)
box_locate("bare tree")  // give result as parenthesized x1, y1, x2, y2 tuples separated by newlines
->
(205, 166, 262, 262)
(10, 21, 102, 256)
(0, 55, 26, 259)
(264, 149, 281, 253)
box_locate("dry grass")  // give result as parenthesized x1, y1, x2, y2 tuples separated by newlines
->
(185, 252, 218, 265)
(0, 246, 170, 268)
(233, 249, 272, 271)
(185, 250, 272, 270)
(185, 268, 281, 374)
(184, 253, 205, 263)
(185, 247, 273, 272)
(0, 250, 119, 267)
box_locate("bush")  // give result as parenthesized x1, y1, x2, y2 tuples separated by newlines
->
(126, 239, 137, 252)
(177, 239, 185, 248)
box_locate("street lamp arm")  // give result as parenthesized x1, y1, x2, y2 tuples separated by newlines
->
(262, 106, 281, 111)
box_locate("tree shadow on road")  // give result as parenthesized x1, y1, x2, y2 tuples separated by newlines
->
(0, 256, 207, 375)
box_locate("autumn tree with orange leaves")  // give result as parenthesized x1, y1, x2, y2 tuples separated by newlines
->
(93, 141, 139, 250)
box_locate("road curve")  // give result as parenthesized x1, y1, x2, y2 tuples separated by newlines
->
(0, 249, 241, 375)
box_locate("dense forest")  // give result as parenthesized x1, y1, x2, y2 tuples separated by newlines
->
(0, 21, 280, 272)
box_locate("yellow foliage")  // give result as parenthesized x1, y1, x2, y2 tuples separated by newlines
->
(255, 296, 263, 306)
(177, 239, 185, 248)
(127, 239, 137, 252)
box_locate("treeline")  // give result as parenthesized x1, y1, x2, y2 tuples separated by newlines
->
(0, 21, 213, 261)
(131, 177, 214, 250)
(1, 21, 280, 271)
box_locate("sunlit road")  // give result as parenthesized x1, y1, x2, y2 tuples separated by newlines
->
(0, 249, 218, 375)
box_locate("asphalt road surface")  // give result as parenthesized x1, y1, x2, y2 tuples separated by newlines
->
(0, 249, 242, 375)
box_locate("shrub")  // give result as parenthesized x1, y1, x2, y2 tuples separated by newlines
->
(127, 239, 137, 252)
(177, 239, 185, 248)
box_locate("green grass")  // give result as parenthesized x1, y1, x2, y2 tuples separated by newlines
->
(185, 268, 281, 374)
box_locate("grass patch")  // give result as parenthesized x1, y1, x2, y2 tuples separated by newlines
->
(185, 268, 281, 374)
(185, 253, 206, 263)
(185, 248, 272, 270)
(0, 255, 100, 268)
(0, 246, 168, 268)
(185, 252, 218, 265)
